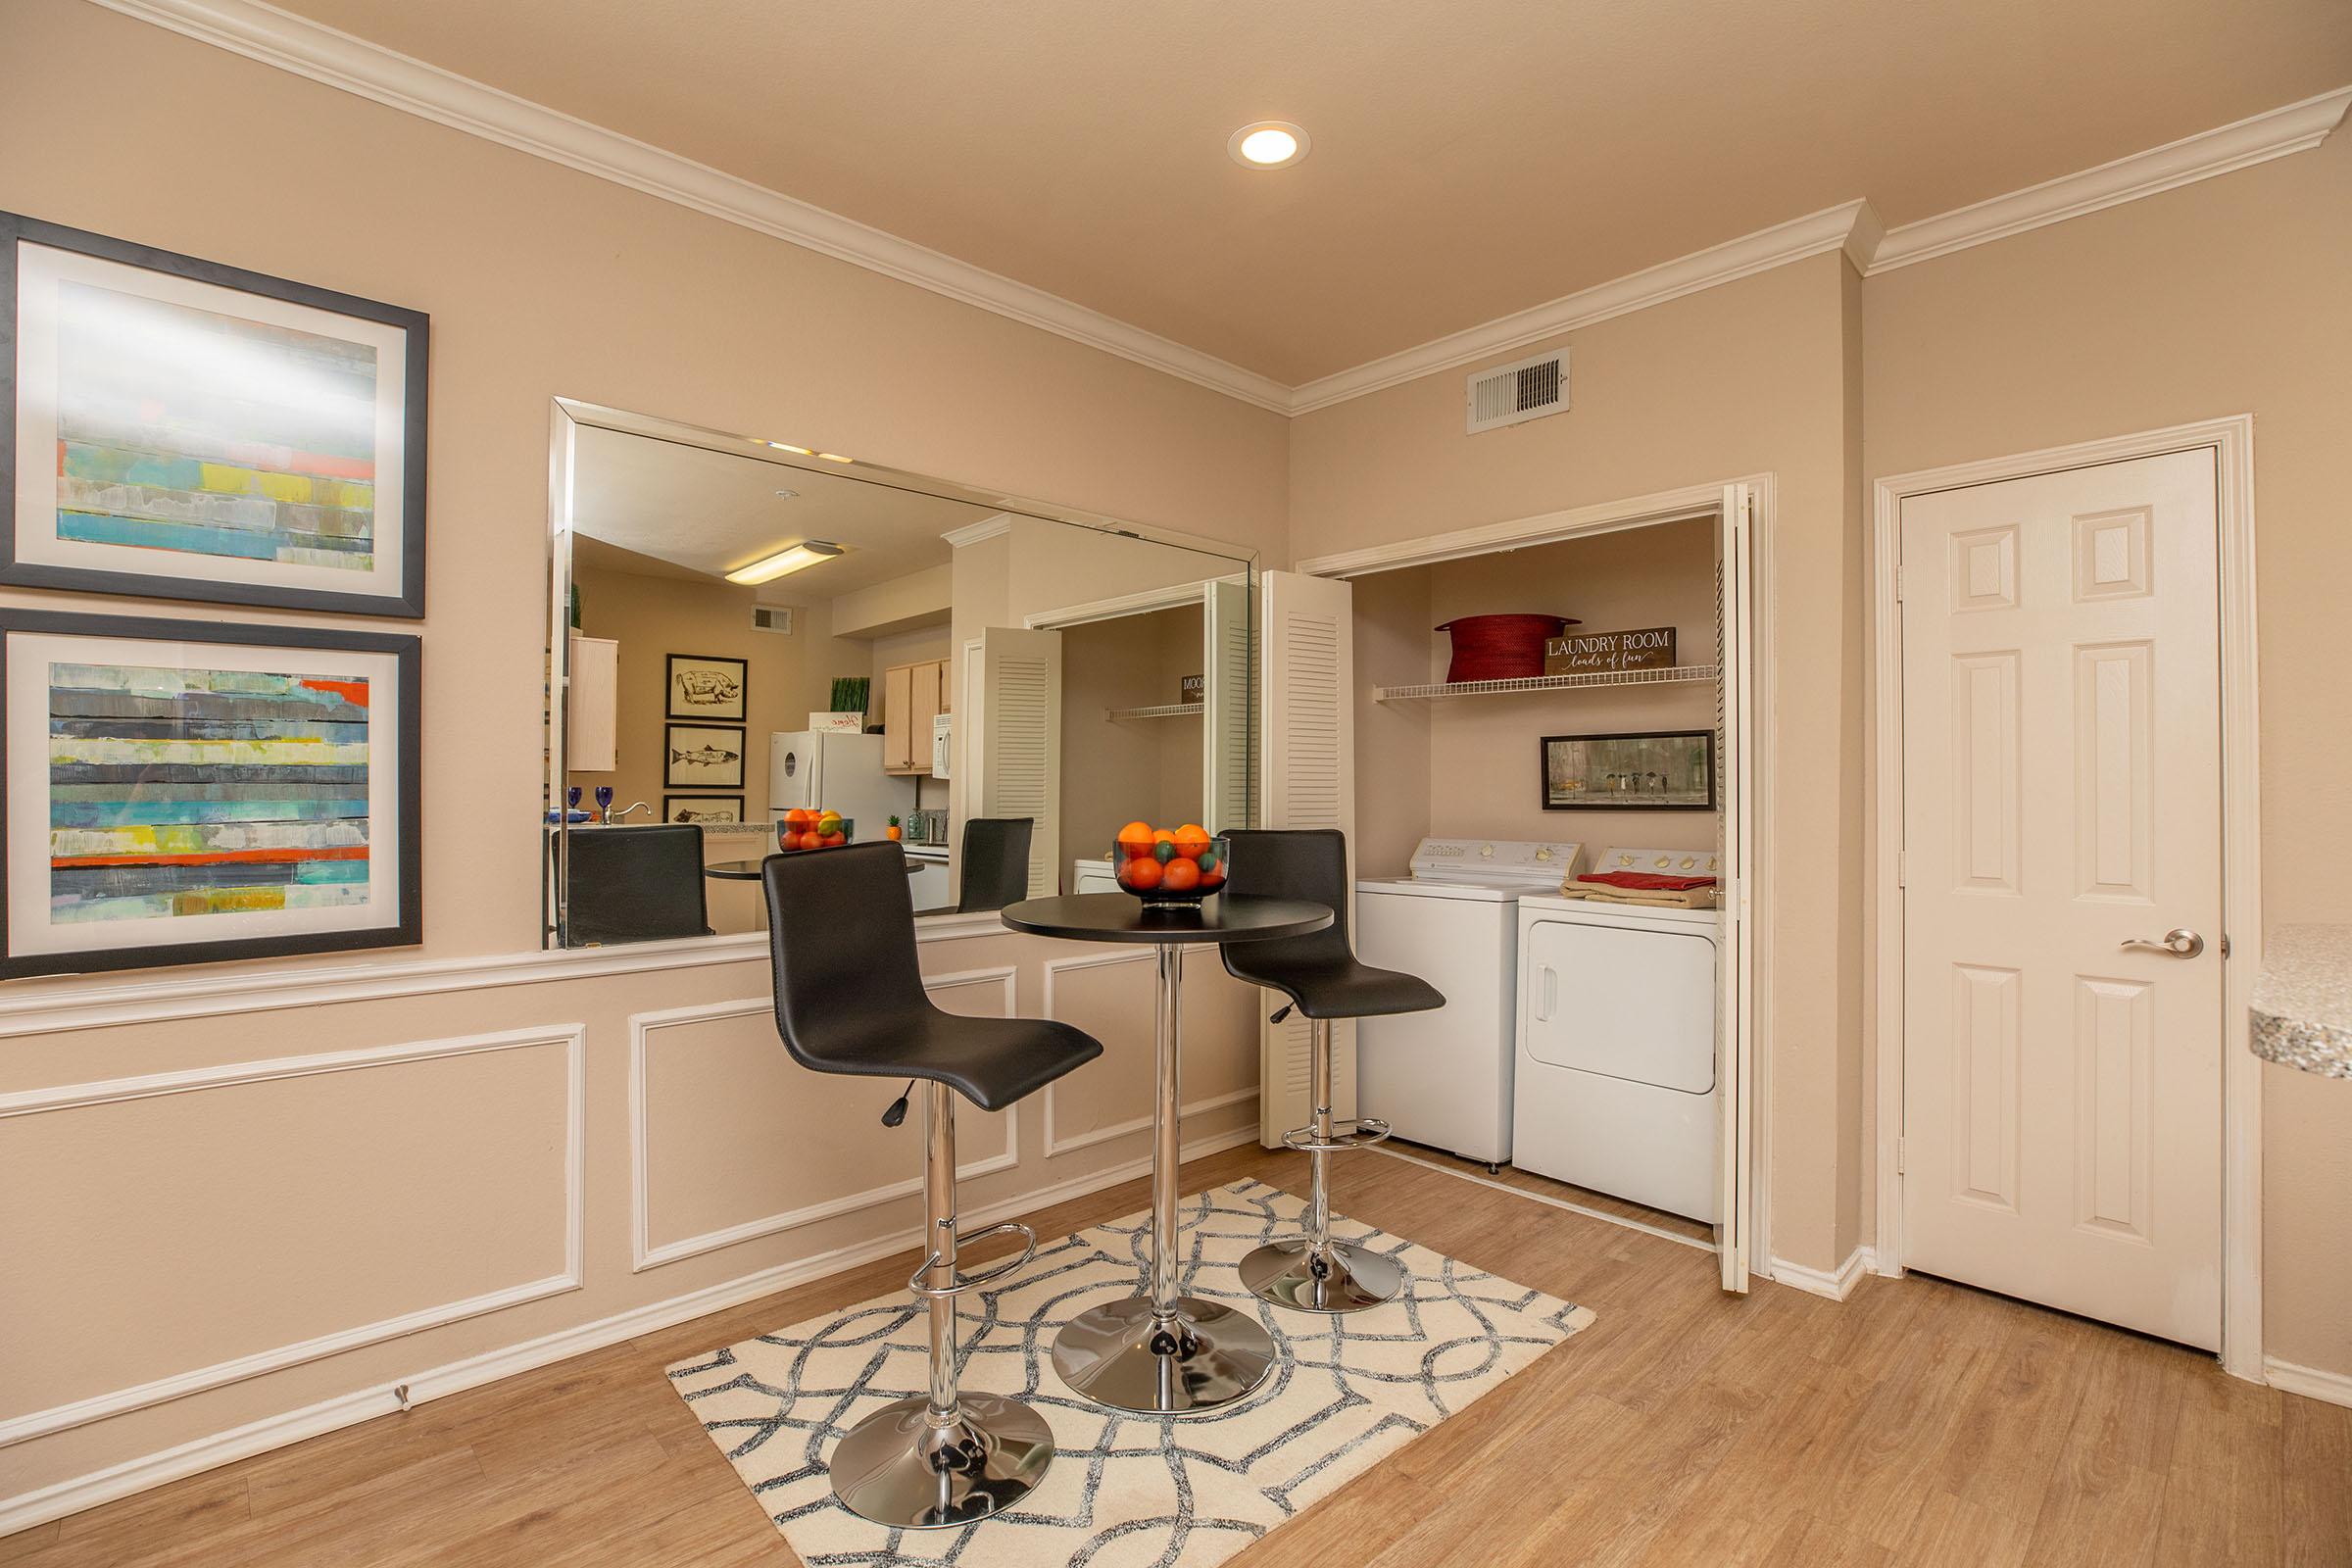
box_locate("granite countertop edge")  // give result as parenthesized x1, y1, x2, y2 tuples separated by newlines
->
(2250, 924, 2352, 1080)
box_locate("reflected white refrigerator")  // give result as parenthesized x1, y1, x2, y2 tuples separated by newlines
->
(767, 731, 914, 840)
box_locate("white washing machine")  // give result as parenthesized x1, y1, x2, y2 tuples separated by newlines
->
(1512, 846, 1722, 1222)
(1354, 837, 1587, 1165)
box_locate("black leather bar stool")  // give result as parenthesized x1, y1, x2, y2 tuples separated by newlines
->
(763, 842, 1102, 1527)
(1220, 829, 1444, 1313)
(956, 816, 1033, 912)
(564, 823, 713, 945)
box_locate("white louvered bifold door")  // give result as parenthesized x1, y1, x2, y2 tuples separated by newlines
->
(977, 626, 1061, 898)
(1256, 570, 1356, 1147)
(1202, 572, 1258, 834)
(1714, 485, 1757, 1295)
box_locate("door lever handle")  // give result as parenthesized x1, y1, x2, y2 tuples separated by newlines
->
(2121, 928, 2204, 958)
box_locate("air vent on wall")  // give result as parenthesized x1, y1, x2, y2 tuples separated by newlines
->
(752, 605, 794, 635)
(1466, 348, 1570, 433)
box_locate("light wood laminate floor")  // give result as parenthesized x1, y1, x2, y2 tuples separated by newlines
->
(8, 1144, 2345, 1566)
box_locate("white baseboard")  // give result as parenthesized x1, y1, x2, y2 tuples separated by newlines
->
(2266, 1355, 2352, 1409)
(0, 1123, 1258, 1537)
(1767, 1245, 1876, 1301)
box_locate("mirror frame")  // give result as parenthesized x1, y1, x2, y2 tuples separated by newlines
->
(541, 396, 1259, 949)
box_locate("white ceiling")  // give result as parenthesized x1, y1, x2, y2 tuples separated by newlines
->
(567, 424, 995, 598)
(259, 0, 2352, 385)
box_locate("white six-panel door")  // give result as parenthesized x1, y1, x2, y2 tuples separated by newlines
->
(1899, 450, 2223, 1348)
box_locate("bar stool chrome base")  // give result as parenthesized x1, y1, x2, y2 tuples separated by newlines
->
(1238, 1237, 1404, 1314)
(829, 1393, 1054, 1528)
(1051, 1295, 1276, 1415)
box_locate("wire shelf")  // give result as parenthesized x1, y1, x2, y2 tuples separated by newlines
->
(1105, 701, 1204, 720)
(1374, 663, 1721, 702)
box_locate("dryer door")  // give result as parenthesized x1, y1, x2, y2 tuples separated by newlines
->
(1522, 919, 1717, 1093)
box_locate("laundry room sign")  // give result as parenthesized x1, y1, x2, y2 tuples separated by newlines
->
(1544, 626, 1676, 675)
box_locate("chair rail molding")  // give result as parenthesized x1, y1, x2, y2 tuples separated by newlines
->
(627, 968, 1021, 1272)
(0, 1024, 587, 1448)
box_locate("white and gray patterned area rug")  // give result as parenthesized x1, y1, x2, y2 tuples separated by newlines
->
(669, 1178, 1594, 1567)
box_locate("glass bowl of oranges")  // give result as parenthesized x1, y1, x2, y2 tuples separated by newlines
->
(1113, 821, 1227, 908)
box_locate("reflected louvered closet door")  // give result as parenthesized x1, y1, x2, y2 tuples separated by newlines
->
(977, 626, 1061, 898)
(1255, 570, 1356, 1147)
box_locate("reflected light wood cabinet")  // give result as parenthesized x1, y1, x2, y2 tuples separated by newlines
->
(881, 658, 949, 775)
(566, 632, 618, 772)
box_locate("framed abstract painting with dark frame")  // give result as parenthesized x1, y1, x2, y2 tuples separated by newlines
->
(1541, 729, 1716, 811)
(0, 211, 429, 617)
(0, 608, 422, 978)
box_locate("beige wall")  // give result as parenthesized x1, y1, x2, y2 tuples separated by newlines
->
(0, 0, 1286, 1522)
(1290, 252, 1870, 1273)
(1861, 127, 2352, 1376)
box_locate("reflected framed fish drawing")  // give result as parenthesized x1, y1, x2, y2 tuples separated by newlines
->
(0, 212, 428, 616)
(665, 723, 746, 788)
(0, 609, 421, 977)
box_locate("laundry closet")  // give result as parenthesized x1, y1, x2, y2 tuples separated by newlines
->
(1261, 510, 1739, 1238)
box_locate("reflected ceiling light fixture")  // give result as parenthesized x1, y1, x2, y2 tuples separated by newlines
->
(1228, 121, 1309, 169)
(773, 488, 800, 500)
(815, 452, 855, 464)
(725, 538, 845, 584)
(765, 441, 813, 455)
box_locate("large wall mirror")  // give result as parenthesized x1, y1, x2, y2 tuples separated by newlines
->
(542, 400, 1256, 948)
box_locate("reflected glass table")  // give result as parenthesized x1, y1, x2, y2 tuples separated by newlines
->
(1000, 892, 1332, 1415)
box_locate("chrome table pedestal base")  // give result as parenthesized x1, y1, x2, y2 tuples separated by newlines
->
(1237, 1238, 1404, 1315)
(829, 1394, 1054, 1528)
(1050, 1294, 1276, 1416)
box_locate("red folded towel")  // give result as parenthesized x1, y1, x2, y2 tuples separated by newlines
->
(1575, 870, 1719, 892)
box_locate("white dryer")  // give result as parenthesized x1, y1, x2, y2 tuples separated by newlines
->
(1512, 846, 1722, 1222)
(1072, 858, 1120, 894)
(1354, 837, 1586, 1166)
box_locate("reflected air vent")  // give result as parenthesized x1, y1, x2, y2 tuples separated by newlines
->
(752, 605, 794, 635)
(1466, 348, 1570, 433)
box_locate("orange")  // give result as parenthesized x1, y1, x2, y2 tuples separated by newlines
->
(1171, 824, 1210, 860)
(1119, 856, 1163, 890)
(1160, 858, 1200, 893)
(1116, 819, 1156, 857)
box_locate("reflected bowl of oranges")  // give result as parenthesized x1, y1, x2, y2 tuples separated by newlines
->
(1113, 821, 1227, 908)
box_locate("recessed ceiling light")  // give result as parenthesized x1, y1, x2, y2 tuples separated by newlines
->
(1228, 122, 1309, 170)
(725, 539, 845, 585)
(773, 489, 799, 500)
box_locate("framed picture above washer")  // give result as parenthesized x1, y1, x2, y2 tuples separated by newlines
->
(663, 794, 744, 825)
(0, 607, 422, 978)
(0, 211, 428, 617)
(1541, 729, 1715, 810)
(664, 653, 747, 721)
(664, 723, 746, 789)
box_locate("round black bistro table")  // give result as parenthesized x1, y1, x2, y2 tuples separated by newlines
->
(703, 858, 921, 880)
(1000, 892, 1331, 1416)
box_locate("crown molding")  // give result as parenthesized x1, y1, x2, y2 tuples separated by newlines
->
(1284, 200, 1882, 415)
(79, 3, 2349, 418)
(1869, 85, 2352, 273)
(84, 0, 1295, 414)
(941, 514, 1015, 549)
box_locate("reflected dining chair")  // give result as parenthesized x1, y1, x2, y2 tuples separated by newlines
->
(1219, 829, 1445, 1312)
(563, 823, 713, 945)
(956, 816, 1034, 912)
(762, 841, 1102, 1526)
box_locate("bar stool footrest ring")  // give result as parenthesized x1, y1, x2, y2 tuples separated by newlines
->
(1281, 1115, 1391, 1154)
(908, 1220, 1039, 1298)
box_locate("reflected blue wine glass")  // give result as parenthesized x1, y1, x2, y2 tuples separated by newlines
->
(595, 785, 614, 822)
(567, 786, 582, 814)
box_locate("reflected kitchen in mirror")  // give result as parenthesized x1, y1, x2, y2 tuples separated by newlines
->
(544, 400, 1257, 948)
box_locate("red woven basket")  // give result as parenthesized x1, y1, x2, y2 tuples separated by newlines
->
(1436, 613, 1579, 682)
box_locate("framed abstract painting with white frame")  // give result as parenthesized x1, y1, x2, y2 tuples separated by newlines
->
(0, 212, 428, 617)
(0, 608, 422, 978)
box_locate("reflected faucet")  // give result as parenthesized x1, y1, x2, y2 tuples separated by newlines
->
(607, 800, 654, 822)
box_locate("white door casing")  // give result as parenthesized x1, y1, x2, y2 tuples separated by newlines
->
(1257, 569, 1356, 1147)
(1202, 572, 1256, 835)
(975, 626, 1062, 899)
(1715, 482, 1758, 1293)
(1898, 450, 2224, 1349)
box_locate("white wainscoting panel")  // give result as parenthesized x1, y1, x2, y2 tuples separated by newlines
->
(1038, 948, 1259, 1156)
(630, 967, 1020, 1271)
(0, 1025, 585, 1447)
